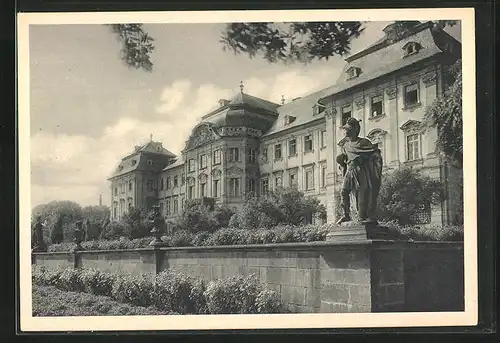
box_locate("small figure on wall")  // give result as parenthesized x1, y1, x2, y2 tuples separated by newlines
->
(31, 215, 47, 252)
(335, 117, 383, 225)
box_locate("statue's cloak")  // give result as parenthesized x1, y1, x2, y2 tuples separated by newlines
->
(339, 137, 383, 193)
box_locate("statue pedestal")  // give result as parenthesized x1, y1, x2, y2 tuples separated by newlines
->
(326, 221, 389, 241)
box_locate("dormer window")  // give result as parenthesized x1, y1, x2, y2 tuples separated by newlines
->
(313, 104, 325, 116)
(346, 67, 361, 80)
(284, 115, 296, 126)
(147, 160, 154, 166)
(402, 42, 422, 57)
(131, 159, 137, 165)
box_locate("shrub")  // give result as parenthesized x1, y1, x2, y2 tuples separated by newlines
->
(168, 230, 195, 247)
(204, 274, 279, 314)
(203, 228, 250, 246)
(191, 231, 211, 246)
(111, 273, 154, 308)
(378, 167, 445, 225)
(32, 285, 172, 317)
(229, 188, 326, 230)
(79, 269, 116, 296)
(54, 268, 84, 292)
(255, 289, 283, 314)
(100, 221, 128, 240)
(152, 270, 205, 314)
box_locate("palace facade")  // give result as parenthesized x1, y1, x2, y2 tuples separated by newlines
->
(108, 21, 463, 225)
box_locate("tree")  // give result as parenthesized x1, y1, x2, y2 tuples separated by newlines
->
(121, 207, 152, 239)
(108, 20, 458, 71)
(50, 215, 64, 244)
(377, 167, 445, 225)
(229, 188, 326, 230)
(107, 24, 155, 72)
(82, 205, 111, 239)
(32, 200, 84, 242)
(424, 58, 462, 167)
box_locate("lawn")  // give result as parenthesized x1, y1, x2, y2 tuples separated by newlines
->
(32, 285, 170, 316)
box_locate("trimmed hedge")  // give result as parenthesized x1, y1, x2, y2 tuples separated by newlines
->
(46, 223, 464, 252)
(32, 265, 283, 315)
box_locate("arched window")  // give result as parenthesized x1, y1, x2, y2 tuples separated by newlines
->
(367, 129, 388, 164)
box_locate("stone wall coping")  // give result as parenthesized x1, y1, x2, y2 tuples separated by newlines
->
(32, 239, 463, 256)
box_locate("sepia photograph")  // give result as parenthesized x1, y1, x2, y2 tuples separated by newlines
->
(17, 8, 477, 331)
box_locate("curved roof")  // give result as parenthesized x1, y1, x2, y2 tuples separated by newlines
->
(202, 91, 279, 132)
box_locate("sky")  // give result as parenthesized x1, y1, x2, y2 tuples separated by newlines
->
(29, 21, 461, 209)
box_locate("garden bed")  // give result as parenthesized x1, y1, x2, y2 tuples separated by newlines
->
(32, 285, 166, 316)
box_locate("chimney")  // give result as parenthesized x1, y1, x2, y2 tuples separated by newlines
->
(218, 99, 230, 107)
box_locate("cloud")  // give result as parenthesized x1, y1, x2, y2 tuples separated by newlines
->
(30, 66, 341, 209)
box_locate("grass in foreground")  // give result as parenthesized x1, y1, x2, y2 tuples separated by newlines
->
(32, 285, 170, 316)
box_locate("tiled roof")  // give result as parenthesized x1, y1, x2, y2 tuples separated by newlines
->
(135, 140, 176, 157)
(262, 88, 331, 137)
(263, 24, 457, 137)
(108, 154, 143, 179)
(162, 157, 185, 171)
(229, 92, 280, 113)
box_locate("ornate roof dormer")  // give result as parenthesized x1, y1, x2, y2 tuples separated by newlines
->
(402, 41, 423, 57)
(346, 66, 362, 80)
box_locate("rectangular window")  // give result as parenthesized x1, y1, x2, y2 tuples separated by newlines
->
(407, 134, 421, 161)
(114, 187, 118, 196)
(321, 165, 327, 188)
(173, 198, 179, 214)
(165, 200, 171, 216)
(305, 169, 314, 190)
(229, 178, 240, 196)
(229, 148, 239, 162)
(188, 159, 195, 172)
(188, 185, 194, 199)
(159, 202, 164, 215)
(181, 173, 185, 185)
(173, 175, 178, 187)
(160, 178, 164, 190)
(274, 173, 283, 189)
(247, 179, 256, 194)
(147, 180, 154, 191)
(261, 147, 268, 163)
(213, 149, 221, 165)
(371, 94, 384, 117)
(213, 179, 220, 198)
(262, 177, 269, 194)
(404, 83, 419, 107)
(289, 169, 298, 188)
(200, 154, 208, 169)
(341, 106, 352, 126)
(304, 135, 313, 153)
(288, 139, 297, 156)
(128, 181, 133, 191)
(274, 144, 282, 160)
(200, 182, 206, 197)
(320, 130, 326, 148)
(248, 148, 257, 163)
(166, 177, 171, 190)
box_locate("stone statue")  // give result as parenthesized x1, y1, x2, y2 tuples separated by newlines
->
(73, 221, 84, 251)
(149, 204, 166, 246)
(335, 117, 383, 224)
(32, 215, 47, 252)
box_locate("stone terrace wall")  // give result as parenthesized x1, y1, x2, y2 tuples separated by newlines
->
(33, 241, 464, 314)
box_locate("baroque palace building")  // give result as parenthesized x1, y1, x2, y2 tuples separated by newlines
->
(108, 21, 463, 226)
